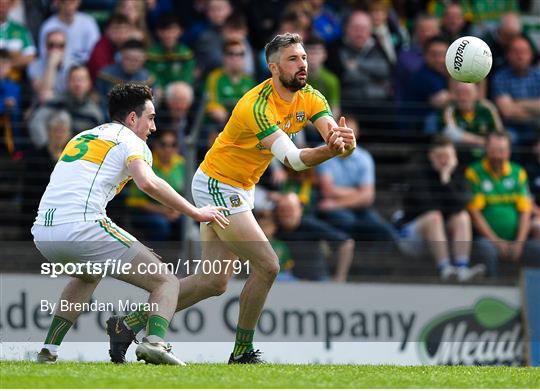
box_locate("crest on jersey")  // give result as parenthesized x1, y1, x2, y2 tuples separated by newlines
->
(482, 180, 493, 192)
(296, 111, 305, 122)
(230, 194, 242, 207)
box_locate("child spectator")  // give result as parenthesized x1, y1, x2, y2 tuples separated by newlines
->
(96, 40, 154, 116)
(146, 13, 196, 91)
(87, 13, 131, 83)
(397, 136, 485, 281)
(204, 39, 255, 143)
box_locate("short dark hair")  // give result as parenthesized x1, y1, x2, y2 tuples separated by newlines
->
(107, 13, 130, 27)
(423, 36, 448, 52)
(304, 35, 326, 47)
(108, 83, 153, 122)
(429, 135, 454, 150)
(120, 39, 145, 52)
(67, 64, 88, 78)
(223, 13, 247, 30)
(486, 131, 511, 144)
(156, 12, 181, 30)
(265, 33, 303, 63)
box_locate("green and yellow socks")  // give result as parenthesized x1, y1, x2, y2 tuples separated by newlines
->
(232, 327, 255, 357)
(124, 307, 149, 334)
(43, 315, 73, 353)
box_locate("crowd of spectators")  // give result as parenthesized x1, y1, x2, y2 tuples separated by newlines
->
(0, 0, 539, 283)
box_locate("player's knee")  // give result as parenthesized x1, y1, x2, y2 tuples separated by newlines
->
(453, 210, 471, 226)
(152, 271, 179, 292)
(258, 257, 280, 283)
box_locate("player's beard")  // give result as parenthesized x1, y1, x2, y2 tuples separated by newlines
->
(278, 67, 307, 92)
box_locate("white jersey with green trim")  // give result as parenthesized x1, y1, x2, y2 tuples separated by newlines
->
(34, 123, 152, 226)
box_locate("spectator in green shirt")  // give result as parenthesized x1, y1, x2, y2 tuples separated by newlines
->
(437, 82, 503, 162)
(203, 39, 255, 143)
(146, 13, 196, 93)
(0, 0, 36, 80)
(305, 36, 340, 117)
(466, 132, 540, 276)
(126, 129, 185, 241)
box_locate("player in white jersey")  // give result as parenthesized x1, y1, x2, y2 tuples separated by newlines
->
(33, 84, 228, 365)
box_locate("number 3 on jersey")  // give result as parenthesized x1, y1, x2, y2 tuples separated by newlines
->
(60, 134, 117, 165)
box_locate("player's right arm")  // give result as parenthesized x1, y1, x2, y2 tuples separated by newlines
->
(128, 159, 229, 228)
(259, 128, 345, 171)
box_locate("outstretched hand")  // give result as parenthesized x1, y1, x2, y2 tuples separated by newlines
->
(326, 117, 356, 155)
(196, 205, 230, 229)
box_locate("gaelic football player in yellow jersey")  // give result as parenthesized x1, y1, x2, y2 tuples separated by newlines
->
(33, 84, 228, 366)
(114, 33, 356, 364)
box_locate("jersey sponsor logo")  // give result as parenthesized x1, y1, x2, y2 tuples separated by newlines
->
(296, 111, 305, 122)
(230, 194, 242, 207)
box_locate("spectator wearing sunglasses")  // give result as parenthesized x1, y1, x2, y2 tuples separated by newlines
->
(126, 129, 186, 241)
(27, 30, 77, 103)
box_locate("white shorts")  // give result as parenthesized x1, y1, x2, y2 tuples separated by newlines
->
(192, 168, 254, 216)
(31, 218, 143, 264)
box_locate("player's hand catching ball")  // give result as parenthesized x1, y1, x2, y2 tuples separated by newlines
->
(195, 205, 230, 228)
(326, 117, 356, 156)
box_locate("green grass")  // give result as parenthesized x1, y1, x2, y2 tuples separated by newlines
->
(0, 361, 538, 388)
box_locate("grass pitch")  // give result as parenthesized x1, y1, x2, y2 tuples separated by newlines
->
(1, 361, 538, 388)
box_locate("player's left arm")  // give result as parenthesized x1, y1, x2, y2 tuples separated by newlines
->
(260, 128, 345, 171)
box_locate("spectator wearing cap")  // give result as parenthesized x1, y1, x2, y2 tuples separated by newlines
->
(96, 40, 154, 117)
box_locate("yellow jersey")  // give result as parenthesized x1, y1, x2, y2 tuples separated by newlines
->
(200, 78, 331, 189)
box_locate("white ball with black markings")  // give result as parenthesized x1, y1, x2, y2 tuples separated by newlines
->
(445, 36, 492, 83)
